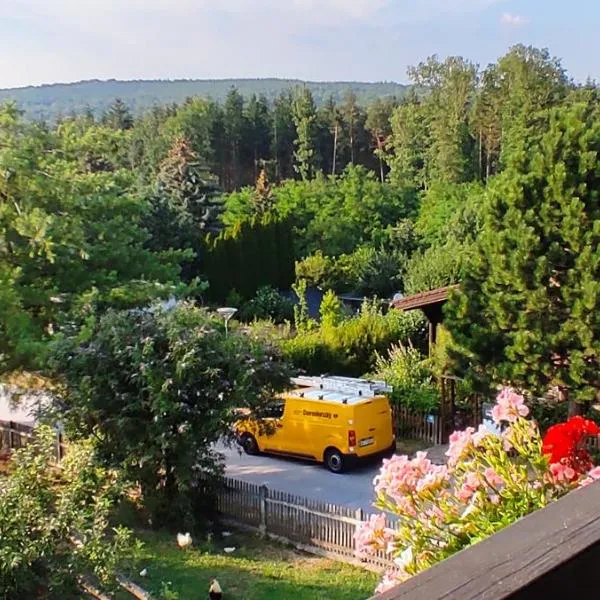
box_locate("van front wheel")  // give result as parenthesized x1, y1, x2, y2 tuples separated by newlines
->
(241, 434, 259, 456)
(324, 448, 346, 474)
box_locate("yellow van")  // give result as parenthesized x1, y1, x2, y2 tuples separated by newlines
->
(235, 376, 395, 473)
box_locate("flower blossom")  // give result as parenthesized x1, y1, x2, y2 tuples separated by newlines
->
(549, 462, 576, 484)
(578, 466, 600, 488)
(446, 428, 475, 466)
(374, 452, 437, 509)
(491, 388, 529, 424)
(542, 416, 599, 475)
(483, 468, 504, 489)
(457, 472, 482, 501)
(354, 513, 395, 557)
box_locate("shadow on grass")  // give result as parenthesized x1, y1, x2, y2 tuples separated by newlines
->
(124, 528, 378, 600)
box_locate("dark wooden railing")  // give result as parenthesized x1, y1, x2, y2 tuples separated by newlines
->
(370, 480, 600, 599)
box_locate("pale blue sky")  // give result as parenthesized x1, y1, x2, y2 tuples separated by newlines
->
(0, 1, 597, 88)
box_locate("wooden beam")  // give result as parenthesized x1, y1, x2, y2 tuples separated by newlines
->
(371, 481, 600, 600)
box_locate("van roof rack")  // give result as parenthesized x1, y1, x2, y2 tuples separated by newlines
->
(290, 375, 392, 399)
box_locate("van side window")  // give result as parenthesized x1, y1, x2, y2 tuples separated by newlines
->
(257, 402, 285, 419)
(268, 402, 285, 419)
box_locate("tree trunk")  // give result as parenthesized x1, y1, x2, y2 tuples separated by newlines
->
(332, 124, 338, 176)
(478, 129, 483, 181)
(560, 387, 584, 418)
(376, 135, 385, 183)
(274, 120, 280, 181)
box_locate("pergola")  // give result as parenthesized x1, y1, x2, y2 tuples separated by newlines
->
(390, 285, 459, 351)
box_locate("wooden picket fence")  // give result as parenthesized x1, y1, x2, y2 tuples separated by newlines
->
(217, 477, 395, 571)
(393, 405, 443, 445)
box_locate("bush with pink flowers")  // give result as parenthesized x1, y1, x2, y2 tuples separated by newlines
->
(356, 388, 600, 596)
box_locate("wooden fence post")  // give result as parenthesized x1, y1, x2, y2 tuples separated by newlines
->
(259, 485, 268, 537)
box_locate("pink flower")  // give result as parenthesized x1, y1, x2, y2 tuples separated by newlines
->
(578, 466, 600, 488)
(416, 464, 450, 493)
(355, 513, 395, 557)
(484, 468, 504, 489)
(550, 462, 576, 484)
(457, 472, 481, 501)
(446, 428, 475, 466)
(492, 388, 529, 424)
(374, 452, 440, 512)
(489, 494, 500, 505)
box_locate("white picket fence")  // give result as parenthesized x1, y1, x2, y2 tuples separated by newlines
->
(217, 477, 395, 571)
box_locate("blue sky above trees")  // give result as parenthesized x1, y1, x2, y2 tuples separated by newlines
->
(1, 0, 597, 88)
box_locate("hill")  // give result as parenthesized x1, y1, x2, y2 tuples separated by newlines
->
(0, 78, 411, 121)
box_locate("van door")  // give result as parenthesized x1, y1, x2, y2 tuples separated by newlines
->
(257, 401, 286, 452)
(276, 399, 314, 459)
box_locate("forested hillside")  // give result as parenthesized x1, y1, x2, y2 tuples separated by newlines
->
(0, 78, 411, 121)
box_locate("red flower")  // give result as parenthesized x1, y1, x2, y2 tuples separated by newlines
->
(542, 417, 599, 476)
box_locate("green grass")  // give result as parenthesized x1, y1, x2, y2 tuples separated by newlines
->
(124, 529, 378, 600)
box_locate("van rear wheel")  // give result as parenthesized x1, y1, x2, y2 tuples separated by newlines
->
(241, 434, 259, 456)
(324, 448, 346, 474)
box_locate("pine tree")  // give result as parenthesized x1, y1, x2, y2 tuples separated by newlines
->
(224, 88, 245, 190)
(271, 92, 296, 181)
(102, 98, 133, 130)
(447, 99, 600, 413)
(292, 87, 319, 181)
(244, 94, 272, 182)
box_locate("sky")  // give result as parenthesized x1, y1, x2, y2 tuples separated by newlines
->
(0, 0, 597, 88)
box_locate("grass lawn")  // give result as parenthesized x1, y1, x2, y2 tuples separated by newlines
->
(124, 528, 378, 600)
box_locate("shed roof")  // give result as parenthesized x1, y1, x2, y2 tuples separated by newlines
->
(390, 285, 459, 312)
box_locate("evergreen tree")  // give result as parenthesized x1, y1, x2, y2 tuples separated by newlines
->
(341, 90, 360, 166)
(244, 94, 272, 182)
(224, 88, 245, 189)
(102, 98, 134, 130)
(366, 97, 397, 182)
(292, 87, 319, 180)
(271, 92, 296, 181)
(447, 100, 600, 413)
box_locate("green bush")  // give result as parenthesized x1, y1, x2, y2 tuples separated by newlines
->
(374, 342, 440, 413)
(0, 427, 137, 598)
(239, 286, 294, 323)
(282, 301, 425, 376)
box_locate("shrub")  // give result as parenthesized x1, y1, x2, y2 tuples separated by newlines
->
(357, 388, 600, 595)
(0, 427, 137, 598)
(283, 301, 425, 376)
(374, 342, 440, 413)
(319, 290, 345, 328)
(239, 286, 294, 324)
(51, 302, 291, 532)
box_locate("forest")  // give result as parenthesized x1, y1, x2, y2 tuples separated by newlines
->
(0, 77, 411, 122)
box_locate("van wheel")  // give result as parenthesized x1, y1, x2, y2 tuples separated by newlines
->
(241, 434, 259, 456)
(324, 448, 345, 474)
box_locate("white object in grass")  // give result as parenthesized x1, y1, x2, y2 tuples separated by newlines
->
(177, 532, 192, 549)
